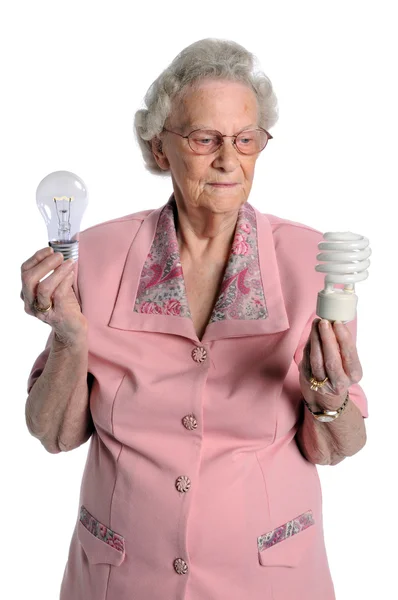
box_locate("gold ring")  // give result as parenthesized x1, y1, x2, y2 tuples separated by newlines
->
(309, 376, 329, 391)
(33, 298, 53, 313)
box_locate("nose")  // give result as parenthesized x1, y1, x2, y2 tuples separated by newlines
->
(212, 138, 240, 171)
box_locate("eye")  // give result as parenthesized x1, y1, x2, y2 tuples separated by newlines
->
(237, 134, 255, 145)
(194, 134, 218, 145)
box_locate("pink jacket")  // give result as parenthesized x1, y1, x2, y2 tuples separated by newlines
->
(28, 194, 368, 600)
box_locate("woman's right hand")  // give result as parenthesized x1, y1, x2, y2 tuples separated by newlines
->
(20, 246, 88, 346)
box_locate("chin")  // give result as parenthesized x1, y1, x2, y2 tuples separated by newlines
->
(205, 198, 247, 214)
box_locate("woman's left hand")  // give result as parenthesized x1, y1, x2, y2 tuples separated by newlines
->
(298, 318, 363, 408)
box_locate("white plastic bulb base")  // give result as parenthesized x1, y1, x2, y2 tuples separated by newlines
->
(316, 289, 358, 323)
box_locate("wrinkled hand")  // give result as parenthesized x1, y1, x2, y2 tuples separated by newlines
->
(298, 318, 363, 408)
(20, 246, 88, 346)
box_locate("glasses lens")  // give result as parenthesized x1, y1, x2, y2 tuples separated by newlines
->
(188, 130, 221, 154)
(236, 130, 268, 154)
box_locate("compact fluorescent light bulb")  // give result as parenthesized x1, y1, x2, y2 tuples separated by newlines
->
(36, 170, 88, 262)
(315, 232, 371, 323)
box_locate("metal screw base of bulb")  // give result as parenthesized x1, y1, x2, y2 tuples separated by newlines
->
(49, 240, 79, 262)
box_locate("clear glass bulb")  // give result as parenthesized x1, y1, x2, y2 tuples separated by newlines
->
(36, 170, 89, 261)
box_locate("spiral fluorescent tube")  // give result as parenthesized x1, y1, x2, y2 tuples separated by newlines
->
(315, 232, 371, 323)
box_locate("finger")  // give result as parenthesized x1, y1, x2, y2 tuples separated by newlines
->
(51, 269, 75, 309)
(301, 337, 311, 375)
(21, 249, 63, 304)
(318, 319, 348, 393)
(332, 322, 363, 383)
(25, 259, 74, 315)
(300, 319, 321, 376)
(32, 267, 75, 321)
(21, 246, 54, 272)
(34, 259, 75, 308)
(310, 319, 327, 380)
(22, 251, 65, 306)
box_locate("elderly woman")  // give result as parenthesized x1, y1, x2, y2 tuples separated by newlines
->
(22, 38, 368, 600)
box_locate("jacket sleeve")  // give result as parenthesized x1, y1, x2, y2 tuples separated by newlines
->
(293, 307, 369, 419)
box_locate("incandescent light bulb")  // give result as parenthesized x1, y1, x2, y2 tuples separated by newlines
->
(36, 170, 88, 262)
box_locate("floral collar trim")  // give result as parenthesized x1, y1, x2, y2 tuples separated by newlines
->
(134, 195, 268, 323)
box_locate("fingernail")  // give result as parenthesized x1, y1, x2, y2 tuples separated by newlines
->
(320, 319, 330, 329)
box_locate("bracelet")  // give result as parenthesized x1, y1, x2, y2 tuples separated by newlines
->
(303, 390, 350, 422)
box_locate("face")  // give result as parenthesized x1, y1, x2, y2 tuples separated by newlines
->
(151, 79, 262, 214)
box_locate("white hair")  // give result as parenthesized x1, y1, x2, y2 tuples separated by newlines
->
(133, 38, 279, 176)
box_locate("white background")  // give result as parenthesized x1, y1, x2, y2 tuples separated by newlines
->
(2, 0, 396, 598)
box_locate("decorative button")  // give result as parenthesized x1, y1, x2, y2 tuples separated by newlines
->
(182, 414, 197, 430)
(191, 346, 207, 363)
(174, 558, 188, 575)
(175, 475, 191, 493)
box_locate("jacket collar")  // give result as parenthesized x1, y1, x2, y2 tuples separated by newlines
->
(108, 194, 289, 343)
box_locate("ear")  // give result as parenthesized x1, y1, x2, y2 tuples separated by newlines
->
(151, 136, 170, 171)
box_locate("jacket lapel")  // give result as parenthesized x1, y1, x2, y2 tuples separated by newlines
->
(108, 194, 290, 342)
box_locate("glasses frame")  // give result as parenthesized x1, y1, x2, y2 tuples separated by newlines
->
(161, 126, 273, 155)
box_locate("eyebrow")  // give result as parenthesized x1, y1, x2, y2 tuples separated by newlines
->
(184, 123, 258, 133)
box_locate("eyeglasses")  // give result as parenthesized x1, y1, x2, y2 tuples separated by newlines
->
(161, 127, 273, 155)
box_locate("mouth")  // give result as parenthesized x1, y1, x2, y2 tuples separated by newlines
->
(208, 183, 239, 187)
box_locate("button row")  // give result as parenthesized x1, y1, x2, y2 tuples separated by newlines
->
(173, 346, 207, 575)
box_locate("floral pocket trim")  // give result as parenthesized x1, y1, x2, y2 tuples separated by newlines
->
(258, 509, 314, 552)
(79, 505, 125, 554)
